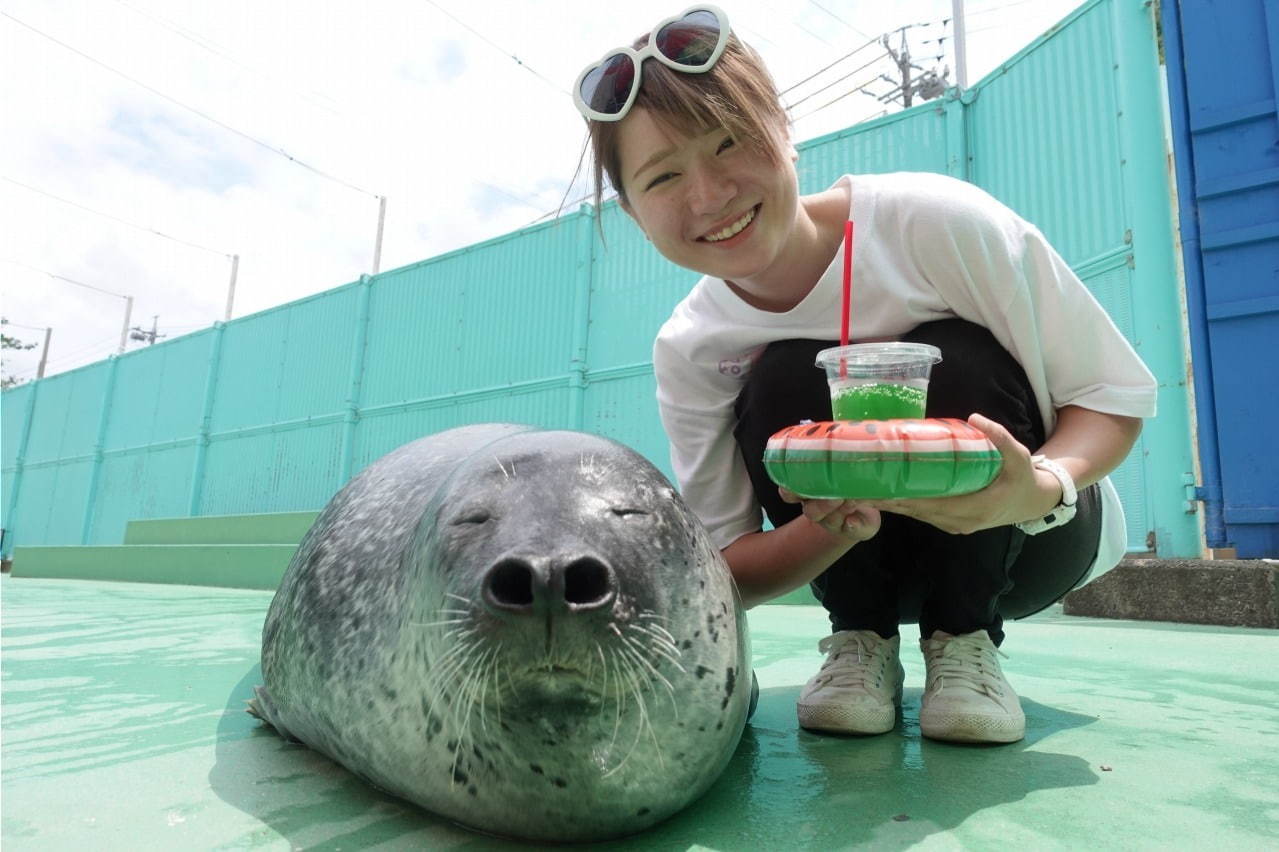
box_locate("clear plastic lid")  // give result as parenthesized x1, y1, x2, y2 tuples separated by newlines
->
(815, 342, 942, 377)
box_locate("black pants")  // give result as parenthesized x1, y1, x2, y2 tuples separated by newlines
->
(732, 319, 1101, 646)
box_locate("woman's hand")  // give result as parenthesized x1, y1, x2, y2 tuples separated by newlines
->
(861, 412, 1059, 535)
(779, 488, 883, 543)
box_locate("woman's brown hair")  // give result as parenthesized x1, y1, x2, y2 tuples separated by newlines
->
(585, 32, 790, 211)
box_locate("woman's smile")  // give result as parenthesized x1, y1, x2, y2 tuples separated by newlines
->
(698, 204, 760, 244)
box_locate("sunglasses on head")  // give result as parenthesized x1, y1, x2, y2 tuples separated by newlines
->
(573, 5, 731, 123)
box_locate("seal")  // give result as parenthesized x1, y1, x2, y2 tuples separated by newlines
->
(248, 424, 752, 841)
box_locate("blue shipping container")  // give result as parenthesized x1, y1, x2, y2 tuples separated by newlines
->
(1162, 0, 1279, 557)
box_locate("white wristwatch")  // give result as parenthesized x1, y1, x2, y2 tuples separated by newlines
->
(1015, 455, 1077, 535)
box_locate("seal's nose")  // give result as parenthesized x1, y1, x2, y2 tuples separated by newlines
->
(482, 555, 616, 616)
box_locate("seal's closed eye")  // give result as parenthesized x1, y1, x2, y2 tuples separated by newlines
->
(452, 510, 492, 526)
(610, 507, 649, 518)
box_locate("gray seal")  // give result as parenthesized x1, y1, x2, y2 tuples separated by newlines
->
(248, 424, 752, 841)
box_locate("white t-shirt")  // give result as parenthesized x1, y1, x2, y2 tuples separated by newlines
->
(653, 172, 1158, 586)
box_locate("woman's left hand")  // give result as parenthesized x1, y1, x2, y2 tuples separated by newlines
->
(862, 413, 1059, 535)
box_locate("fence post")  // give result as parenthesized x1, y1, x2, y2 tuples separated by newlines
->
(188, 323, 227, 516)
(2, 380, 42, 557)
(80, 355, 121, 544)
(944, 89, 970, 182)
(1108, 0, 1200, 557)
(340, 275, 374, 482)
(567, 204, 596, 430)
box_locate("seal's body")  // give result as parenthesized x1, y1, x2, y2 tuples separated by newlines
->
(249, 424, 751, 841)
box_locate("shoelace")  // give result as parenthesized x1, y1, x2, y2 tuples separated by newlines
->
(923, 633, 1009, 698)
(816, 632, 888, 690)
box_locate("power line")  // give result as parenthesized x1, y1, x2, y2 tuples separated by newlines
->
(2, 321, 47, 333)
(966, 0, 1044, 19)
(752, 0, 841, 51)
(108, 0, 343, 117)
(1, 10, 378, 199)
(1, 259, 130, 299)
(780, 35, 881, 96)
(805, 0, 876, 42)
(785, 51, 892, 111)
(790, 73, 893, 124)
(419, 0, 568, 95)
(2, 176, 230, 258)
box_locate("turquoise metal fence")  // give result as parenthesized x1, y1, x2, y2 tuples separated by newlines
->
(0, 0, 1199, 558)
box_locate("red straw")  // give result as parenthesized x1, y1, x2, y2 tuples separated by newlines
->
(839, 219, 854, 378)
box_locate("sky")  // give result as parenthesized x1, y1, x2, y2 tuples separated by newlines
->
(1, 0, 1085, 385)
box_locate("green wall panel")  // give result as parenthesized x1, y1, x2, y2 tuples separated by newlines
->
(210, 288, 359, 434)
(104, 331, 214, 450)
(352, 387, 575, 478)
(21, 364, 109, 464)
(361, 221, 584, 407)
(796, 108, 951, 192)
(581, 371, 670, 479)
(199, 423, 346, 517)
(88, 445, 198, 544)
(2, 383, 34, 470)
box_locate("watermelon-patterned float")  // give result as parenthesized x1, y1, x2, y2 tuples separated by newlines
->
(763, 418, 1003, 500)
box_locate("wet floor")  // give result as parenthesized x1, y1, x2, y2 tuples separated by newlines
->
(2, 576, 1276, 850)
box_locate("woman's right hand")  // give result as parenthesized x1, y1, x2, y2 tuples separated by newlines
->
(779, 488, 882, 544)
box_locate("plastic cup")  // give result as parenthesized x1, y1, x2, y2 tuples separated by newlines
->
(815, 342, 942, 420)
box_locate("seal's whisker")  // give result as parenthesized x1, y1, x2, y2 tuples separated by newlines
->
(617, 633, 678, 701)
(607, 652, 659, 777)
(604, 650, 626, 755)
(628, 624, 685, 664)
(444, 592, 474, 605)
(451, 645, 493, 781)
(411, 618, 469, 628)
(603, 652, 642, 776)
(474, 644, 500, 734)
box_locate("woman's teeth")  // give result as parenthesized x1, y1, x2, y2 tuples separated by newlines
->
(703, 207, 756, 242)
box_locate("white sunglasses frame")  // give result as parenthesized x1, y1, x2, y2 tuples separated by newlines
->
(572, 5, 731, 123)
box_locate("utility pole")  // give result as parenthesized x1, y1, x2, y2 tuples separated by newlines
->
(130, 315, 167, 346)
(953, 0, 968, 90)
(36, 327, 51, 379)
(371, 195, 386, 275)
(119, 295, 134, 354)
(225, 254, 239, 321)
(882, 31, 916, 108)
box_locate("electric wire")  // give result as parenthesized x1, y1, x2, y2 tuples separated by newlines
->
(107, 0, 343, 116)
(2, 177, 231, 259)
(420, 0, 568, 94)
(779, 35, 880, 96)
(785, 51, 892, 111)
(1, 10, 379, 199)
(805, 0, 876, 42)
(1, 260, 131, 300)
(791, 73, 892, 124)
(1, 321, 48, 333)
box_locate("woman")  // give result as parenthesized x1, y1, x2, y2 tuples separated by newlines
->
(572, 6, 1155, 743)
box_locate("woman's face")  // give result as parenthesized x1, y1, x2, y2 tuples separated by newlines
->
(617, 107, 798, 285)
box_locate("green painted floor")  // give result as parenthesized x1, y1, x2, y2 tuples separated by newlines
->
(2, 575, 1277, 850)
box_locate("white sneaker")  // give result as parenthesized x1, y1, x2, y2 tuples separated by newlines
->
(919, 629, 1026, 744)
(797, 630, 904, 735)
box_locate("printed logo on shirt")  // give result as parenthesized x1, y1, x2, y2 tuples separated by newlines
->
(718, 346, 766, 379)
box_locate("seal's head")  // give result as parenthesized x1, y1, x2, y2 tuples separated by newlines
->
(256, 426, 750, 842)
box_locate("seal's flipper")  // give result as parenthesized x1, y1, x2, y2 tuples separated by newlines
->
(246, 685, 299, 742)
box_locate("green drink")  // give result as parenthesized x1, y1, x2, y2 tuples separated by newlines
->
(816, 342, 942, 421)
(832, 382, 927, 420)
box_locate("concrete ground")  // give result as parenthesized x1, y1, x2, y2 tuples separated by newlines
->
(2, 576, 1277, 850)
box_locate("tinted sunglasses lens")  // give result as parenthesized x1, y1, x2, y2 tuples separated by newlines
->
(655, 10, 721, 67)
(580, 52, 636, 115)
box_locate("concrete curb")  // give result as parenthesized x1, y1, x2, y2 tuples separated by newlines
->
(1063, 558, 1279, 628)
